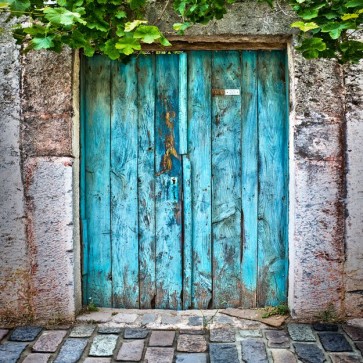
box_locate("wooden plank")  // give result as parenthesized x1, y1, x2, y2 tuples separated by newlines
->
(188, 51, 213, 308)
(182, 155, 192, 309)
(137, 55, 156, 308)
(241, 51, 258, 308)
(110, 58, 139, 308)
(257, 51, 288, 306)
(155, 54, 183, 309)
(83, 55, 112, 307)
(179, 53, 188, 155)
(211, 51, 243, 308)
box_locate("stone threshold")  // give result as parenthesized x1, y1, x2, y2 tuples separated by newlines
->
(76, 308, 275, 331)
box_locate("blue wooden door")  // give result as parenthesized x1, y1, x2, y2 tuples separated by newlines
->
(81, 50, 288, 309)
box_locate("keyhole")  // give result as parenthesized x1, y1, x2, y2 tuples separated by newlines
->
(171, 177, 177, 185)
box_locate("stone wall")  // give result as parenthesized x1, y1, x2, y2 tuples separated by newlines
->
(0, 15, 30, 321)
(344, 59, 363, 318)
(0, 2, 362, 321)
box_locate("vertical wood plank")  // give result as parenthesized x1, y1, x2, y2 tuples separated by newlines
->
(182, 155, 192, 309)
(84, 55, 112, 307)
(155, 54, 183, 309)
(241, 51, 258, 308)
(137, 55, 156, 308)
(111, 58, 139, 308)
(179, 53, 188, 155)
(188, 51, 213, 308)
(257, 51, 288, 306)
(211, 51, 243, 308)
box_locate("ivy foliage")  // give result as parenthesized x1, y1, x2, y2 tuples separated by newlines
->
(291, 0, 363, 63)
(0, 0, 362, 62)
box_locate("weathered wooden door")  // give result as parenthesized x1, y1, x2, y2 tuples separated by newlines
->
(81, 50, 288, 310)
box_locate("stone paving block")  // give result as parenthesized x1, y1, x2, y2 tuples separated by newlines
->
(0, 329, 8, 341)
(342, 325, 363, 341)
(239, 329, 262, 338)
(293, 342, 326, 363)
(32, 330, 67, 352)
(0, 342, 28, 363)
(180, 329, 205, 335)
(142, 313, 157, 325)
(116, 339, 145, 361)
(318, 333, 353, 352)
(330, 354, 363, 363)
(9, 326, 42, 341)
(22, 353, 51, 363)
(240, 339, 268, 363)
(161, 315, 181, 325)
(215, 315, 234, 324)
(176, 353, 208, 363)
(149, 331, 175, 347)
(124, 328, 149, 339)
(265, 330, 290, 348)
(177, 334, 207, 352)
(112, 313, 138, 324)
(89, 334, 118, 356)
(210, 329, 236, 342)
(83, 358, 112, 363)
(188, 317, 203, 327)
(288, 324, 316, 342)
(98, 325, 123, 334)
(70, 325, 96, 337)
(313, 323, 339, 332)
(144, 347, 174, 363)
(77, 311, 113, 323)
(210, 343, 239, 363)
(270, 349, 297, 363)
(355, 341, 363, 354)
(54, 338, 88, 363)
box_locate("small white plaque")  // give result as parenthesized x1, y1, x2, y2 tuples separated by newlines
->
(225, 89, 240, 96)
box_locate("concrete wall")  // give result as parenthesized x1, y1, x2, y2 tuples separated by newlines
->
(0, 2, 362, 321)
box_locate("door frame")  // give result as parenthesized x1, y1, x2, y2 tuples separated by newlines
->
(77, 36, 294, 310)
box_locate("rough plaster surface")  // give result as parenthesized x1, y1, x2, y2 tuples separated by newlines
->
(0, 15, 30, 319)
(25, 157, 75, 321)
(148, 1, 296, 36)
(22, 49, 73, 157)
(344, 60, 363, 317)
(0, 1, 361, 321)
(289, 52, 346, 317)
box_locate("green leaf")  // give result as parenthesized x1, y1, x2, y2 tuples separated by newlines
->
(341, 13, 359, 20)
(115, 10, 126, 19)
(44, 7, 86, 26)
(346, 0, 363, 8)
(101, 39, 121, 60)
(116, 25, 125, 37)
(8, 0, 30, 12)
(115, 35, 141, 55)
(302, 49, 319, 59)
(83, 45, 95, 57)
(291, 21, 319, 32)
(173, 22, 191, 34)
(133, 25, 161, 43)
(31, 36, 54, 50)
(299, 8, 319, 20)
(160, 36, 171, 47)
(124, 20, 147, 32)
(320, 22, 341, 32)
(128, 0, 146, 10)
(329, 28, 342, 39)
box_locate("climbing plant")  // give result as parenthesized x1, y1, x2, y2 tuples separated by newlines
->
(0, 0, 362, 62)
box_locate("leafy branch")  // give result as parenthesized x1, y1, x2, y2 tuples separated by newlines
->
(0, 0, 362, 62)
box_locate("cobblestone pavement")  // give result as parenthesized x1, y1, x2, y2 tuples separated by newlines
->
(0, 310, 362, 363)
